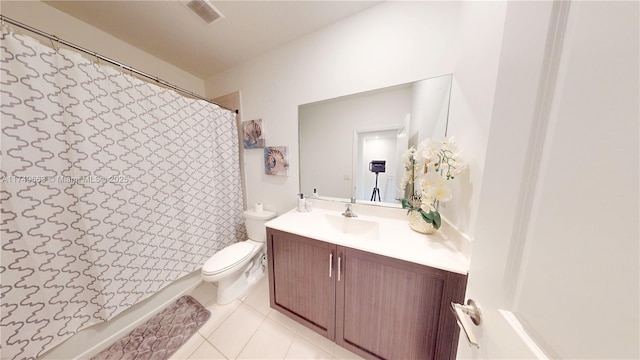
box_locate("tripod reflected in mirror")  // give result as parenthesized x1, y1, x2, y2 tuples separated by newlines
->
(369, 160, 386, 202)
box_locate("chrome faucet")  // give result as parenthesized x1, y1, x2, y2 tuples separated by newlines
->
(342, 203, 358, 218)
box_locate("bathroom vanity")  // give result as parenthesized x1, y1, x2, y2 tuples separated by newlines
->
(265, 200, 471, 360)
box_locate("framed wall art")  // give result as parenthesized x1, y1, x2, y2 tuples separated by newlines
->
(264, 146, 289, 176)
(242, 119, 265, 149)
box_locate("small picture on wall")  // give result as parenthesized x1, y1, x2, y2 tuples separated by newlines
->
(264, 146, 289, 176)
(242, 119, 265, 149)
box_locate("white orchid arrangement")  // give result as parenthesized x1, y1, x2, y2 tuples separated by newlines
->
(400, 137, 465, 230)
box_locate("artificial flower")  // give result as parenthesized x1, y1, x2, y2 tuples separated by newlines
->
(400, 137, 464, 230)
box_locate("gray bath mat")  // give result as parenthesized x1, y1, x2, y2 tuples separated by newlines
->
(91, 295, 211, 360)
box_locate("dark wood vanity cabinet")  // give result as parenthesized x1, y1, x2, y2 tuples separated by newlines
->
(267, 229, 336, 339)
(267, 228, 467, 360)
(336, 246, 467, 360)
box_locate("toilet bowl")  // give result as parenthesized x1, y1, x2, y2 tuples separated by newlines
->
(201, 209, 276, 304)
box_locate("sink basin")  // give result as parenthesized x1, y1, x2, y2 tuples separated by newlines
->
(322, 214, 379, 239)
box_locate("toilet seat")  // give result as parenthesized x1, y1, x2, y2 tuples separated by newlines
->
(202, 241, 255, 276)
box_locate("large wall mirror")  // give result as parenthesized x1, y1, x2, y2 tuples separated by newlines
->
(299, 74, 453, 207)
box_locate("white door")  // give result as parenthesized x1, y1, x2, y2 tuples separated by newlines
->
(456, 1, 638, 359)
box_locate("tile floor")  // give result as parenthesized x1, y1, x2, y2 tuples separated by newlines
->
(171, 275, 364, 360)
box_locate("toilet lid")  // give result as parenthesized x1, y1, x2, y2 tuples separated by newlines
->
(202, 242, 255, 276)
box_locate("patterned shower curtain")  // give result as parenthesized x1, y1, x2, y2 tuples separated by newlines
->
(0, 27, 246, 359)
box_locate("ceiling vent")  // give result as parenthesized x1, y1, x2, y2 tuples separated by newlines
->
(184, 0, 224, 24)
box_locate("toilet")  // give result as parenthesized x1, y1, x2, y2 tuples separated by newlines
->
(201, 209, 277, 304)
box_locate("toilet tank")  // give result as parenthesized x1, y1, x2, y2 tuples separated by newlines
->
(244, 209, 277, 242)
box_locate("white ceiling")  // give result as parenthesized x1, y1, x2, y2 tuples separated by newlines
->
(44, 1, 382, 79)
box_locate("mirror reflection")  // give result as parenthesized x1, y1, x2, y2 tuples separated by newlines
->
(299, 74, 452, 207)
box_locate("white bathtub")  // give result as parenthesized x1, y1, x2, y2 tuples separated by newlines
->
(40, 270, 203, 359)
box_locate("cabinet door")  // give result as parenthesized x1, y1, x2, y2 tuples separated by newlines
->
(336, 246, 467, 360)
(267, 229, 336, 340)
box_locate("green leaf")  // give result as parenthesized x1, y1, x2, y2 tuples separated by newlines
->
(420, 210, 434, 222)
(403, 203, 444, 231)
(401, 198, 412, 209)
(418, 210, 442, 229)
(432, 211, 442, 229)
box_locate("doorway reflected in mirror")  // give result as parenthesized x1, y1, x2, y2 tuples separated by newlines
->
(299, 74, 452, 207)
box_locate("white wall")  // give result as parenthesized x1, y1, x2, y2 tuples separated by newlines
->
(205, 1, 480, 228)
(445, 1, 509, 235)
(1, 1, 205, 96)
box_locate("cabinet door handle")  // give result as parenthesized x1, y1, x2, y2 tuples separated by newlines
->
(338, 256, 342, 282)
(329, 253, 333, 278)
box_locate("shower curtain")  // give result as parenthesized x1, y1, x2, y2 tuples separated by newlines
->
(0, 27, 246, 360)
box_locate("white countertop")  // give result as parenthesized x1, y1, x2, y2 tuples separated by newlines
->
(265, 199, 471, 275)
